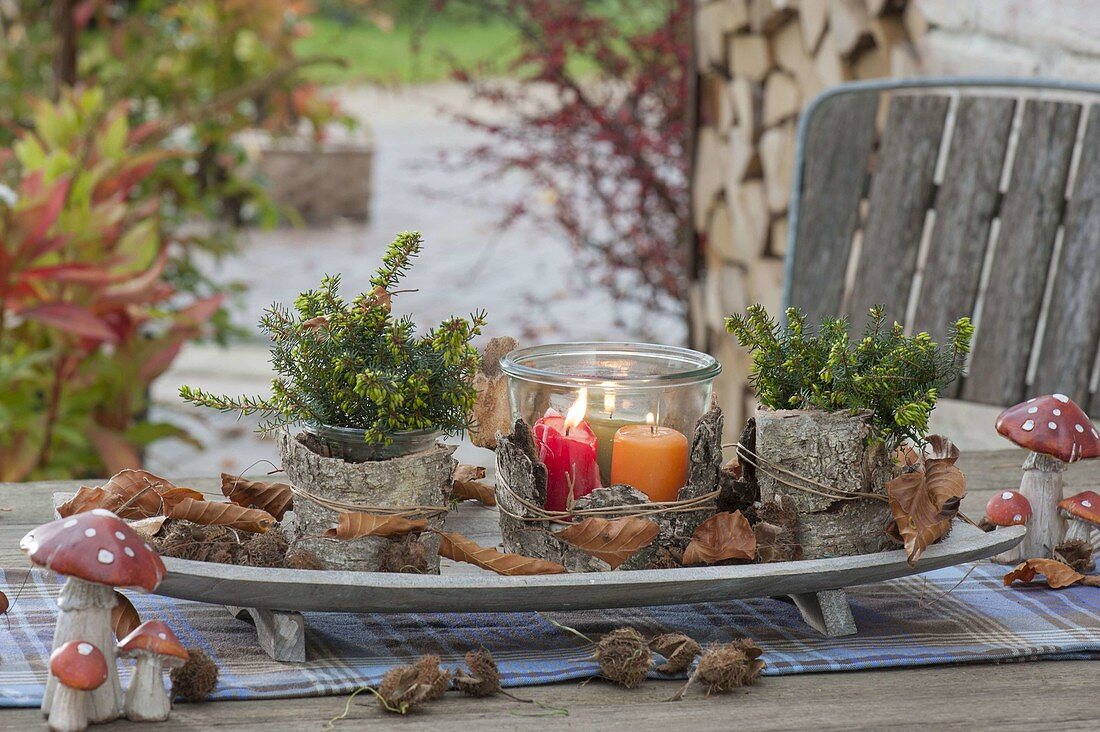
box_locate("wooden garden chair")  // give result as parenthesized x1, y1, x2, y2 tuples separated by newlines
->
(782, 77, 1100, 412)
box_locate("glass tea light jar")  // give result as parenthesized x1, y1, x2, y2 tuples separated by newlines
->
(500, 343, 721, 507)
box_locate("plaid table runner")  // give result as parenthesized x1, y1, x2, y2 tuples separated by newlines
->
(2, 563, 1098, 707)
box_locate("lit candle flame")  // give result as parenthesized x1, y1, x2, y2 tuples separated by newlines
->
(646, 411, 656, 435)
(564, 387, 588, 435)
(603, 389, 616, 415)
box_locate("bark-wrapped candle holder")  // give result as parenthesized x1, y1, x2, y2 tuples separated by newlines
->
(493, 402, 724, 571)
(751, 408, 896, 559)
(279, 430, 456, 572)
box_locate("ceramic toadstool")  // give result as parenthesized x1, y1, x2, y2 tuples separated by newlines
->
(48, 640, 108, 732)
(1059, 490, 1100, 545)
(985, 490, 1032, 564)
(995, 394, 1100, 559)
(21, 509, 166, 722)
(119, 619, 189, 722)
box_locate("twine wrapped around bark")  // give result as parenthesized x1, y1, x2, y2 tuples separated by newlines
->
(731, 442, 889, 504)
(288, 484, 450, 519)
(492, 454, 719, 524)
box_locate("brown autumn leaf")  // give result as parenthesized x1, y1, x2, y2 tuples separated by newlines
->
(166, 498, 275, 533)
(437, 531, 565, 576)
(58, 470, 203, 520)
(220, 473, 293, 520)
(922, 434, 959, 463)
(683, 511, 756, 565)
(1004, 558, 1100, 589)
(650, 633, 700, 674)
(323, 512, 428, 540)
(885, 453, 966, 566)
(451, 465, 496, 506)
(111, 591, 141, 640)
(556, 516, 660, 569)
(127, 516, 167, 539)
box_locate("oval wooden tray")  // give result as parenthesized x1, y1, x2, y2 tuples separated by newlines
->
(155, 513, 1024, 614)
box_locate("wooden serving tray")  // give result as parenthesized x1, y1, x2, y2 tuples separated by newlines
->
(147, 502, 1025, 661)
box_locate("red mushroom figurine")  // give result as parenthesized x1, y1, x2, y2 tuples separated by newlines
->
(1059, 490, 1100, 545)
(118, 620, 190, 722)
(21, 509, 166, 723)
(995, 394, 1100, 559)
(984, 490, 1032, 563)
(48, 641, 109, 732)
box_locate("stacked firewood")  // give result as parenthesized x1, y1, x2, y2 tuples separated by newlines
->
(690, 0, 926, 429)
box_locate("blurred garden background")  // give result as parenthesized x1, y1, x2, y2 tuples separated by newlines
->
(0, 0, 689, 480)
(6, 0, 1098, 481)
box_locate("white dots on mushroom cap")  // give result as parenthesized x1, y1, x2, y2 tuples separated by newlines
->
(1084, 500, 1094, 508)
(84, 528, 96, 538)
(1013, 514, 1023, 522)
(91, 509, 113, 517)
(123, 546, 135, 558)
(77, 643, 93, 656)
(1028, 406, 1039, 414)
(1076, 424, 1085, 433)
(1022, 420, 1035, 431)
(1053, 409, 1062, 416)
(115, 531, 126, 540)
(63, 519, 78, 529)
(1001, 491, 1014, 500)
(1054, 393, 1070, 403)
(158, 633, 167, 640)
(1048, 422, 1058, 430)
(97, 549, 114, 564)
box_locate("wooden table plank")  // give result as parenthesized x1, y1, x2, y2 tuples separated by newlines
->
(2, 449, 1096, 729)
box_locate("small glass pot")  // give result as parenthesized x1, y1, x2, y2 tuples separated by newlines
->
(304, 424, 441, 462)
(500, 342, 721, 484)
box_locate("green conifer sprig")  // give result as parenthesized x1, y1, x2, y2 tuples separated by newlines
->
(179, 232, 486, 444)
(725, 305, 973, 446)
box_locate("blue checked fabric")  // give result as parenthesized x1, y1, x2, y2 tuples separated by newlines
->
(1, 563, 1098, 707)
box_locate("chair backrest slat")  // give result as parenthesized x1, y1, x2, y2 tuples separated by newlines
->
(845, 94, 950, 331)
(1034, 105, 1100, 406)
(788, 91, 877, 326)
(962, 100, 1081, 405)
(911, 96, 1015, 356)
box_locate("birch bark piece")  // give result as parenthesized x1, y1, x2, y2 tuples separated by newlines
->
(279, 430, 455, 572)
(754, 408, 895, 559)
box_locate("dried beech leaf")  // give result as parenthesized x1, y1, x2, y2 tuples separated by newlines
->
(451, 480, 497, 507)
(111, 591, 141, 640)
(1004, 558, 1100, 589)
(437, 531, 565, 575)
(922, 434, 959, 463)
(468, 336, 519, 450)
(453, 465, 486, 483)
(59, 470, 203, 520)
(127, 516, 167, 539)
(220, 473, 293, 520)
(683, 511, 756, 565)
(324, 512, 428, 540)
(650, 633, 700, 674)
(166, 497, 275, 533)
(556, 516, 660, 569)
(885, 455, 966, 566)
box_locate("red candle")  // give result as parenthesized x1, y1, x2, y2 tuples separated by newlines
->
(533, 389, 602, 511)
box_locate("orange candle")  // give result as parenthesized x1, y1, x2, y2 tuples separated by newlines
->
(609, 413, 689, 502)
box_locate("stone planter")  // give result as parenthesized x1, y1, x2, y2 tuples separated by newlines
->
(240, 125, 374, 224)
(753, 408, 896, 559)
(279, 429, 455, 573)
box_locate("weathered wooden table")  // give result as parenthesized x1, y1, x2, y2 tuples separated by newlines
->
(2, 448, 1097, 731)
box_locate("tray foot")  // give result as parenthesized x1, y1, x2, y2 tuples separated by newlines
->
(788, 589, 857, 637)
(226, 606, 306, 662)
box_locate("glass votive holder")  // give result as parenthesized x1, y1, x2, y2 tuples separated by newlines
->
(500, 342, 721, 491)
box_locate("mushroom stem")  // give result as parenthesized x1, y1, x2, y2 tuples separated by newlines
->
(43, 579, 121, 723)
(124, 652, 170, 722)
(992, 529, 1023, 564)
(1017, 452, 1067, 559)
(1064, 517, 1094, 544)
(47, 684, 88, 732)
